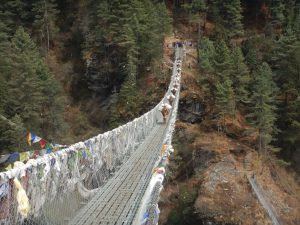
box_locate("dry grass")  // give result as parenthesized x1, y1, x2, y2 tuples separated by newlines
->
(254, 157, 300, 225)
(45, 50, 74, 93)
(160, 27, 300, 225)
(163, 119, 300, 224)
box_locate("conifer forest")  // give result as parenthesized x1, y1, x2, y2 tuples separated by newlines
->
(0, 0, 300, 224)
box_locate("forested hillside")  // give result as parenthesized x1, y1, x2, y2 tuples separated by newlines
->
(189, 0, 300, 174)
(0, 0, 171, 154)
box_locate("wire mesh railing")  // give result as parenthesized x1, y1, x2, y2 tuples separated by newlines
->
(133, 47, 183, 225)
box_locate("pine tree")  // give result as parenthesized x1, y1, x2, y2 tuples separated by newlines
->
(0, 22, 12, 90)
(0, 121, 17, 154)
(0, 75, 7, 115)
(270, 0, 285, 27)
(148, 1, 172, 61)
(110, 20, 140, 125)
(293, 10, 300, 39)
(0, 22, 12, 120)
(0, 114, 27, 154)
(245, 48, 260, 71)
(248, 63, 277, 154)
(0, 0, 27, 36)
(222, 0, 244, 37)
(31, 0, 59, 52)
(275, 42, 300, 156)
(4, 27, 65, 139)
(231, 46, 250, 104)
(215, 77, 235, 131)
(287, 42, 300, 90)
(39, 67, 66, 139)
(213, 40, 233, 81)
(184, 0, 207, 17)
(209, 0, 221, 23)
(5, 27, 44, 130)
(155, 2, 172, 36)
(284, 0, 296, 27)
(244, 41, 261, 71)
(208, 0, 243, 37)
(198, 37, 215, 73)
(280, 99, 300, 153)
(130, 0, 157, 65)
(271, 28, 298, 91)
(197, 37, 215, 93)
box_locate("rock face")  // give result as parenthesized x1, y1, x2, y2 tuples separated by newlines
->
(159, 123, 274, 225)
(179, 98, 205, 123)
(193, 147, 218, 174)
(195, 155, 272, 225)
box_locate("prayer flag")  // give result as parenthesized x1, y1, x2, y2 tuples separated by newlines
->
(45, 143, 53, 151)
(5, 164, 12, 171)
(27, 132, 42, 145)
(27, 132, 31, 146)
(32, 135, 42, 144)
(39, 139, 47, 149)
(7, 152, 20, 163)
(20, 152, 29, 162)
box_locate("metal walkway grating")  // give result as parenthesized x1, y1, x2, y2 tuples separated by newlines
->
(69, 125, 165, 225)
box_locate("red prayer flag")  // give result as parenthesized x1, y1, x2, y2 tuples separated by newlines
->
(39, 139, 47, 149)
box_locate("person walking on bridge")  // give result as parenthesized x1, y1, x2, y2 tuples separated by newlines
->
(167, 94, 175, 106)
(171, 87, 177, 95)
(159, 103, 171, 124)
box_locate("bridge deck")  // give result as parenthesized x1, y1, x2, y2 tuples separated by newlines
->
(69, 125, 165, 225)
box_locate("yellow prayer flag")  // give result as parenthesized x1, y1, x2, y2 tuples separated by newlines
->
(5, 164, 12, 171)
(160, 144, 168, 157)
(20, 152, 29, 162)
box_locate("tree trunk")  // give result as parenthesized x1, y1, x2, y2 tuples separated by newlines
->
(203, 12, 207, 33)
(44, 0, 50, 53)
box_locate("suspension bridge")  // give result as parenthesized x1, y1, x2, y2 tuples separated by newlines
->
(0, 47, 184, 225)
